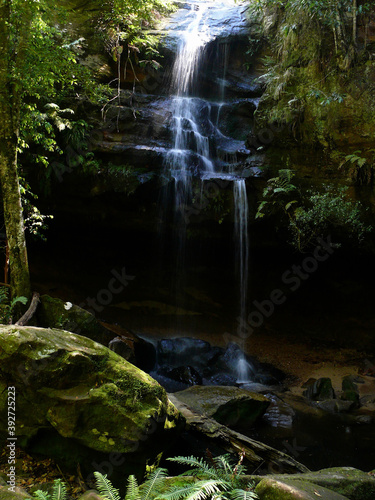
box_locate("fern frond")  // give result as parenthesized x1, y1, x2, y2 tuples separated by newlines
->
(157, 484, 197, 500)
(93, 472, 121, 500)
(185, 480, 227, 500)
(125, 475, 141, 500)
(142, 468, 168, 500)
(32, 491, 50, 500)
(228, 489, 258, 500)
(214, 455, 232, 475)
(167, 456, 217, 479)
(51, 479, 67, 500)
(160, 480, 226, 500)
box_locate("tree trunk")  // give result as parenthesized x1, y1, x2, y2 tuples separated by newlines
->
(352, 0, 357, 46)
(168, 394, 310, 474)
(0, 0, 31, 300)
(0, 144, 31, 300)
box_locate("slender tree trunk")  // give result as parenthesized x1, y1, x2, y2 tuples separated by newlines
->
(0, 0, 31, 301)
(352, 0, 357, 46)
(0, 140, 31, 300)
(333, 26, 338, 54)
(335, 8, 345, 51)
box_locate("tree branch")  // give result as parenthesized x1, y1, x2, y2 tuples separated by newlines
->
(15, 291, 40, 326)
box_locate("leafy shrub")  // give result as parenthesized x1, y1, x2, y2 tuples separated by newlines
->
(0, 286, 28, 324)
(256, 170, 371, 252)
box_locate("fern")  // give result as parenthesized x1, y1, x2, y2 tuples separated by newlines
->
(32, 479, 68, 500)
(229, 490, 258, 500)
(32, 492, 50, 500)
(51, 479, 67, 500)
(159, 480, 226, 500)
(92, 453, 258, 500)
(168, 456, 219, 479)
(165, 454, 258, 500)
(142, 468, 168, 500)
(125, 475, 141, 500)
(94, 472, 121, 500)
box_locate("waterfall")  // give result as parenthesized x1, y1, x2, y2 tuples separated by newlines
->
(233, 179, 251, 383)
(234, 179, 249, 328)
(163, 1, 251, 352)
(166, 1, 214, 213)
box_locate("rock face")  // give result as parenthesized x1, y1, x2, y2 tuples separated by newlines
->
(160, 0, 250, 51)
(174, 385, 270, 429)
(89, 0, 258, 187)
(0, 326, 183, 478)
(254, 467, 375, 500)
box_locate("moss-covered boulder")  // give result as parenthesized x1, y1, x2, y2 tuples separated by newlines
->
(303, 377, 335, 401)
(174, 385, 270, 429)
(255, 477, 350, 499)
(0, 488, 31, 500)
(37, 295, 115, 346)
(0, 326, 184, 479)
(252, 468, 375, 500)
(341, 376, 360, 405)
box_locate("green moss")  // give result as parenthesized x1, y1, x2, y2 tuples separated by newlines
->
(254, 468, 375, 500)
(0, 325, 184, 458)
(252, 2, 375, 151)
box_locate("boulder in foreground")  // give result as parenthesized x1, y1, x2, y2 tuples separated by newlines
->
(0, 326, 184, 479)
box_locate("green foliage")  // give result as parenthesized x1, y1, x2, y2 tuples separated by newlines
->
(94, 472, 121, 500)
(32, 479, 67, 500)
(0, 286, 28, 325)
(249, 0, 375, 145)
(308, 89, 346, 106)
(126, 476, 142, 500)
(93, 453, 258, 500)
(291, 187, 371, 251)
(257, 170, 371, 251)
(94, 468, 168, 500)
(20, 178, 53, 241)
(256, 169, 299, 219)
(164, 452, 258, 500)
(338, 149, 375, 184)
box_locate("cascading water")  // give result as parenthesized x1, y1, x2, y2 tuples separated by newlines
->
(234, 179, 249, 325)
(166, 1, 214, 214)
(233, 180, 252, 383)
(163, 1, 251, 375)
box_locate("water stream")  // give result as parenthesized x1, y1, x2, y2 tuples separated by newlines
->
(163, 1, 250, 365)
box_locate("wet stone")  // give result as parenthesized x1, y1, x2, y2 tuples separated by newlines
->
(303, 377, 335, 401)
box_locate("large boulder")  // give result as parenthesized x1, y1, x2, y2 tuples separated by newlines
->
(0, 326, 184, 481)
(174, 385, 270, 429)
(254, 467, 375, 500)
(255, 477, 350, 499)
(275, 468, 375, 500)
